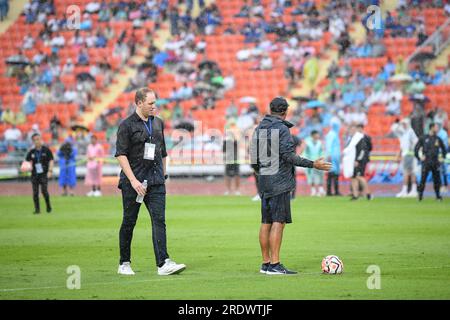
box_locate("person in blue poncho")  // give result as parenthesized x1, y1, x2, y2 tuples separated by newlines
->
(325, 119, 342, 196)
(58, 139, 77, 196)
(303, 130, 325, 196)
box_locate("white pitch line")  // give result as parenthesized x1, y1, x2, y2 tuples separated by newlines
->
(0, 277, 190, 292)
(1, 266, 449, 293)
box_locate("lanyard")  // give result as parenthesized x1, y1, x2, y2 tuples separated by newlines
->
(35, 149, 43, 163)
(143, 118, 153, 137)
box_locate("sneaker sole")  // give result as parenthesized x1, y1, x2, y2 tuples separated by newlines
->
(266, 271, 297, 275)
(259, 270, 267, 274)
(158, 265, 186, 276)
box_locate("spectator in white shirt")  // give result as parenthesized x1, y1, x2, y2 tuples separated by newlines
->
(62, 59, 75, 75)
(64, 86, 77, 103)
(23, 34, 35, 50)
(4, 125, 22, 143)
(85, 32, 97, 48)
(50, 32, 65, 47)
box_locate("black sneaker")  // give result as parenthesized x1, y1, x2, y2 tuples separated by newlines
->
(367, 194, 373, 201)
(436, 196, 443, 202)
(350, 196, 358, 201)
(33, 210, 40, 214)
(260, 263, 270, 274)
(266, 263, 297, 275)
(46, 207, 52, 213)
(418, 193, 423, 201)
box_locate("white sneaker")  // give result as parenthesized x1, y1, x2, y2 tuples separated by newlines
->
(318, 187, 326, 197)
(157, 258, 186, 276)
(94, 190, 102, 197)
(234, 191, 241, 196)
(406, 190, 418, 198)
(396, 186, 407, 198)
(87, 190, 95, 197)
(440, 186, 448, 195)
(252, 194, 260, 201)
(118, 262, 135, 275)
(396, 191, 406, 198)
(224, 191, 230, 196)
(310, 187, 316, 197)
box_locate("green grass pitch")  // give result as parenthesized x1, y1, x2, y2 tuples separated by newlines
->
(0, 195, 449, 299)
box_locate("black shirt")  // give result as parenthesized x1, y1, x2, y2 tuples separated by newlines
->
(223, 138, 238, 164)
(414, 134, 446, 164)
(115, 112, 168, 188)
(25, 146, 54, 176)
(355, 134, 372, 163)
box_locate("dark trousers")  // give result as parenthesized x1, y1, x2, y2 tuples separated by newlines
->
(31, 174, 51, 211)
(418, 162, 441, 198)
(119, 184, 169, 267)
(326, 172, 340, 195)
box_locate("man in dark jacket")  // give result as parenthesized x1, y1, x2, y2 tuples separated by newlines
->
(251, 97, 331, 275)
(415, 123, 447, 201)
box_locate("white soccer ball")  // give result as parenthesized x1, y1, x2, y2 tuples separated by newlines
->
(20, 161, 32, 173)
(321, 255, 343, 274)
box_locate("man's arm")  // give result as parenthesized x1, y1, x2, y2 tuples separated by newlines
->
(115, 122, 146, 196)
(117, 155, 146, 196)
(47, 149, 54, 178)
(356, 139, 366, 162)
(163, 157, 166, 176)
(279, 128, 331, 170)
(25, 150, 31, 161)
(48, 160, 54, 178)
(414, 137, 423, 161)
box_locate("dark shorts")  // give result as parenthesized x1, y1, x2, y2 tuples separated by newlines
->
(261, 191, 292, 224)
(353, 161, 367, 178)
(225, 164, 240, 177)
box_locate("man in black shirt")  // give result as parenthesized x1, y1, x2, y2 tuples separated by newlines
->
(25, 133, 54, 214)
(415, 123, 447, 201)
(251, 97, 331, 275)
(115, 87, 186, 276)
(354, 124, 373, 200)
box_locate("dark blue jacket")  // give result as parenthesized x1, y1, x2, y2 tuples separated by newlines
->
(251, 114, 314, 198)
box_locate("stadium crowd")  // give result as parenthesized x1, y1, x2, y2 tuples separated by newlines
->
(0, 0, 449, 198)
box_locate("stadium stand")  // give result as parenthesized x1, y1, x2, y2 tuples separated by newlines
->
(0, 0, 449, 183)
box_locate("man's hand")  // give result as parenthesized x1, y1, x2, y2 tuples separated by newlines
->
(313, 157, 332, 171)
(131, 179, 146, 196)
(47, 171, 52, 178)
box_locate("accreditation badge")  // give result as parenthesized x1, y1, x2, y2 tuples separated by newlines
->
(35, 163, 44, 174)
(144, 143, 156, 160)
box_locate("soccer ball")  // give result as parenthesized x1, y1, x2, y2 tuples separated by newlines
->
(321, 255, 343, 274)
(20, 161, 32, 173)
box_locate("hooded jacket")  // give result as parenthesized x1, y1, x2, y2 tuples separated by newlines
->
(251, 114, 314, 198)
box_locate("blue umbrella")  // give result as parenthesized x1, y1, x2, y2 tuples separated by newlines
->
(152, 52, 169, 67)
(305, 100, 326, 109)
